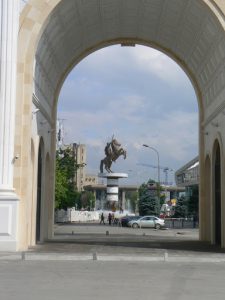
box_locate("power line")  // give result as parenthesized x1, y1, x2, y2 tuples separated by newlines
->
(137, 163, 174, 185)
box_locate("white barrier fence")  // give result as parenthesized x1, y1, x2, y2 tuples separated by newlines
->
(55, 209, 100, 223)
(55, 209, 134, 223)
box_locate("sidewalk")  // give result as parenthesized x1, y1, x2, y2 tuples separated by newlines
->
(2, 225, 225, 300)
(1, 224, 225, 262)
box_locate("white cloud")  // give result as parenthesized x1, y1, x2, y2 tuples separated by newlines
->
(61, 109, 198, 169)
(129, 46, 189, 86)
(139, 111, 198, 162)
(76, 45, 191, 88)
(106, 94, 146, 122)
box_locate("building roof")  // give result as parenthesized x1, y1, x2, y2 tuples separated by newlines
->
(175, 156, 199, 176)
(175, 156, 199, 187)
(83, 184, 184, 192)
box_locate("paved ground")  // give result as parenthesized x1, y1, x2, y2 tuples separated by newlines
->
(1, 223, 225, 299)
(1, 223, 225, 261)
(20, 223, 225, 261)
(1, 260, 225, 300)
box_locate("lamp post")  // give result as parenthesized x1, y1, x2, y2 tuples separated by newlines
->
(142, 144, 161, 215)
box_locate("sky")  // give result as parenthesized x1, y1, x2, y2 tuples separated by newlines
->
(58, 45, 198, 186)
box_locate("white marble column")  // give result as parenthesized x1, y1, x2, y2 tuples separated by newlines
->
(0, 0, 19, 194)
(0, 0, 19, 251)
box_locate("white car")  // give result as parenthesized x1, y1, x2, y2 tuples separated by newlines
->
(128, 216, 165, 229)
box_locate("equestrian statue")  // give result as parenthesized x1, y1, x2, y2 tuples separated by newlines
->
(100, 137, 127, 173)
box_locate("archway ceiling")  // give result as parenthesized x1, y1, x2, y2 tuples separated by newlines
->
(34, 0, 225, 120)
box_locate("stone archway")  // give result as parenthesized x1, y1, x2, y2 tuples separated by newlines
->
(12, 0, 225, 250)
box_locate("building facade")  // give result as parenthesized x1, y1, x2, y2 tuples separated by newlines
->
(175, 156, 199, 217)
(175, 157, 199, 188)
(83, 184, 138, 213)
(71, 143, 86, 192)
(84, 174, 98, 186)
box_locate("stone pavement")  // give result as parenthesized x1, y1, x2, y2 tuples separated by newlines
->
(1, 260, 225, 300)
(1, 223, 225, 262)
(0, 261, 225, 300)
(1, 224, 225, 300)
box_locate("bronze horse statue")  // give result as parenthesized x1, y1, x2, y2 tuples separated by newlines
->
(100, 138, 127, 173)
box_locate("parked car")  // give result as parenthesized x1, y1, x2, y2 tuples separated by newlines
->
(120, 215, 140, 227)
(128, 216, 165, 229)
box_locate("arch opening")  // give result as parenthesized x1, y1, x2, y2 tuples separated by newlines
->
(36, 139, 44, 243)
(16, 0, 225, 249)
(214, 141, 221, 245)
(203, 155, 211, 241)
(57, 44, 198, 185)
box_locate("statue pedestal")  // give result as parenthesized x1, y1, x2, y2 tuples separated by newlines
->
(98, 173, 128, 206)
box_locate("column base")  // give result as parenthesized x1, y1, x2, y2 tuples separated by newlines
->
(0, 190, 19, 252)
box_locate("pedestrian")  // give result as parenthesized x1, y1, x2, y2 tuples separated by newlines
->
(100, 212, 105, 225)
(193, 214, 198, 228)
(108, 213, 112, 225)
(111, 213, 115, 225)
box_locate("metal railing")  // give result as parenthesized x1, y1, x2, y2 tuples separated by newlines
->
(164, 218, 198, 229)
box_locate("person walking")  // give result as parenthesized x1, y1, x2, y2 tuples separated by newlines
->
(111, 213, 115, 225)
(108, 213, 112, 226)
(100, 212, 105, 225)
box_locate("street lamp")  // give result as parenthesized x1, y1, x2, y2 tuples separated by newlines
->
(142, 144, 161, 214)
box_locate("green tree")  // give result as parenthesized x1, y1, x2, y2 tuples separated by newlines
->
(187, 185, 199, 217)
(139, 195, 157, 216)
(138, 179, 159, 216)
(55, 147, 81, 210)
(173, 195, 187, 218)
(160, 193, 166, 207)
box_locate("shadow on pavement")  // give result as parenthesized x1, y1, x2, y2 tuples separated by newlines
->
(31, 235, 225, 254)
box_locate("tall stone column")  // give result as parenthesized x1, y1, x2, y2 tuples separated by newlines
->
(0, 0, 19, 251)
(98, 173, 128, 211)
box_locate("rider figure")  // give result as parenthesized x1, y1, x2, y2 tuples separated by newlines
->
(104, 142, 112, 158)
(104, 139, 121, 161)
(100, 137, 126, 173)
(111, 139, 122, 161)
(104, 140, 119, 162)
